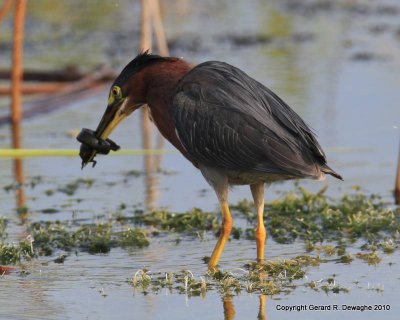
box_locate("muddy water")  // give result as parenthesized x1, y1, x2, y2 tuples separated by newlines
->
(1, 0, 400, 319)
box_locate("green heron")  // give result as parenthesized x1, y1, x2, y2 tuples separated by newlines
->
(78, 51, 342, 270)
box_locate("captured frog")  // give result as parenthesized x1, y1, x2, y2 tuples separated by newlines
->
(77, 128, 120, 169)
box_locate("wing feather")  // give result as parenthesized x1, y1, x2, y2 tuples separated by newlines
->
(172, 61, 327, 178)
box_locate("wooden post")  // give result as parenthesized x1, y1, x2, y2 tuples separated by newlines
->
(140, 0, 152, 51)
(139, 0, 153, 164)
(0, 0, 13, 24)
(150, 0, 169, 56)
(140, 0, 155, 211)
(11, 0, 26, 208)
(139, 0, 170, 210)
(150, 0, 168, 171)
(395, 141, 400, 205)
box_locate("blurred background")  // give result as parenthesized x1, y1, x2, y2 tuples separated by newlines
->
(1, 0, 399, 215)
(0, 1, 399, 319)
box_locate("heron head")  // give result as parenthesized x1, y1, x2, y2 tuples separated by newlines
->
(77, 51, 160, 167)
(78, 51, 185, 168)
(94, 51, 165, 140)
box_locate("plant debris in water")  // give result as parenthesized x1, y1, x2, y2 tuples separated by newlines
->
(0, 240, 34, 265)
(0, 221, 150, 263)
(32, 221, 150, 255)
(0, 217, 6, 240)
(129, 255, 347, 297)
(232, 186, 400, 245)
(1, 187, 397, 284)
(57, 178, 94, 196)
(356, 251, 381, 265)
(133, 208, 220, 234)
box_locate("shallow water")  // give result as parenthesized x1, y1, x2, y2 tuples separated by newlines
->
(1, 0, 400, 319)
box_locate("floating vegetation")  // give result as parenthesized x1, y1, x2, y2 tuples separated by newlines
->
(0, 240, 34, 265)
(28, 220, 150, 257)
(306, 277, 350, 294)
(232, 187, 400, 245)
(57, 178, 94, 196)
(133, 208, 219, 234)
(129, 256, 342, 297)
(119, 228, 150, 248)
(245, 255, 321, 280)
(3, 176, 43, 192)
(74, 223, 113, 254)
(0, 217, 6, 239)
(0, 185, 397, 293)
(125, 170, 145, 177)
(311, 244, 337, 256)
(130, 269, 152, 291)
(380, 239, 395, 254)
(356, 251, 381, 265)
(123, 168, 177, 178)
(0, 220, 34, 264)
(40, 208, 59, 214)
(130, 268, 277, 296)
(0, 244, 21, 265)
(339, 254, 354, 264)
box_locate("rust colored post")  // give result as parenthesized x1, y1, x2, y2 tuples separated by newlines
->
(395, 142, 400, 205)
(150, 0, 169, 56)
(0, 0, 13, 23)
(140, 0, 153, 163)
(140, 0, 152, 52)
(139, 0, 171, 209)
(11, 0, 26, 208)
(140, 0, 155, 211)
(140, 0, 153, 167)
(151, 0, 168, 171)
(0, 82, 66, 95)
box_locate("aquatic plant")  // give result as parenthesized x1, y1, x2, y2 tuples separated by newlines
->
(356, 251, 381, 265)
(233, 187, 400, 244)
(133, 208, 219, 234)
(306, 277, 350, 294)
(0, 239, 34, 265)
(119, 228, 150, 248)
(129, 255, 332, 297)
(1, 185, 397, 289)
(0, 217, 6, 239)
(29, 220, 150, 256)
(0, 244, 20, 265)
(57, 178, 94, 196)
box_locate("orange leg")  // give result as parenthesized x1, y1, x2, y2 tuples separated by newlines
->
(223, 295, 236, 320)
(208, 201, 232, 270)
(258, 295, 267, 320)
(256, 220, 266, 262)
(251, 183, 266, 263)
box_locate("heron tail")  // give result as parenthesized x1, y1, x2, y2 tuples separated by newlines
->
(321, 164, 343, 181)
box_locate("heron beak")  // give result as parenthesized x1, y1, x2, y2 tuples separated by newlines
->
(79, 97, 141, 169)
(95, 97, 129, 140)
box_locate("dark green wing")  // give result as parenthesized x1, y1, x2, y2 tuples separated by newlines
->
(173, 61, 341, 179)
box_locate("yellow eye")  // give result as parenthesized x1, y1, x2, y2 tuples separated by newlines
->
(111, 86, 121, 98)
(108, 86, 122, 105)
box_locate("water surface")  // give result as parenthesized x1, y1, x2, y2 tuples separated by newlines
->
(1, 0, 400, 319)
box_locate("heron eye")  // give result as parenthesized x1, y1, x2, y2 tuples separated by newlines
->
(112, 86, 121, 99)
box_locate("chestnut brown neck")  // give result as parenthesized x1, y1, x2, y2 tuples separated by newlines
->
(143, 59, 192, 102)
(140, 59, 196, 164)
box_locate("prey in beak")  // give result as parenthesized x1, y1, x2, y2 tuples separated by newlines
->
(77, 85, 140, 169)
(77, 128, 120, 169)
